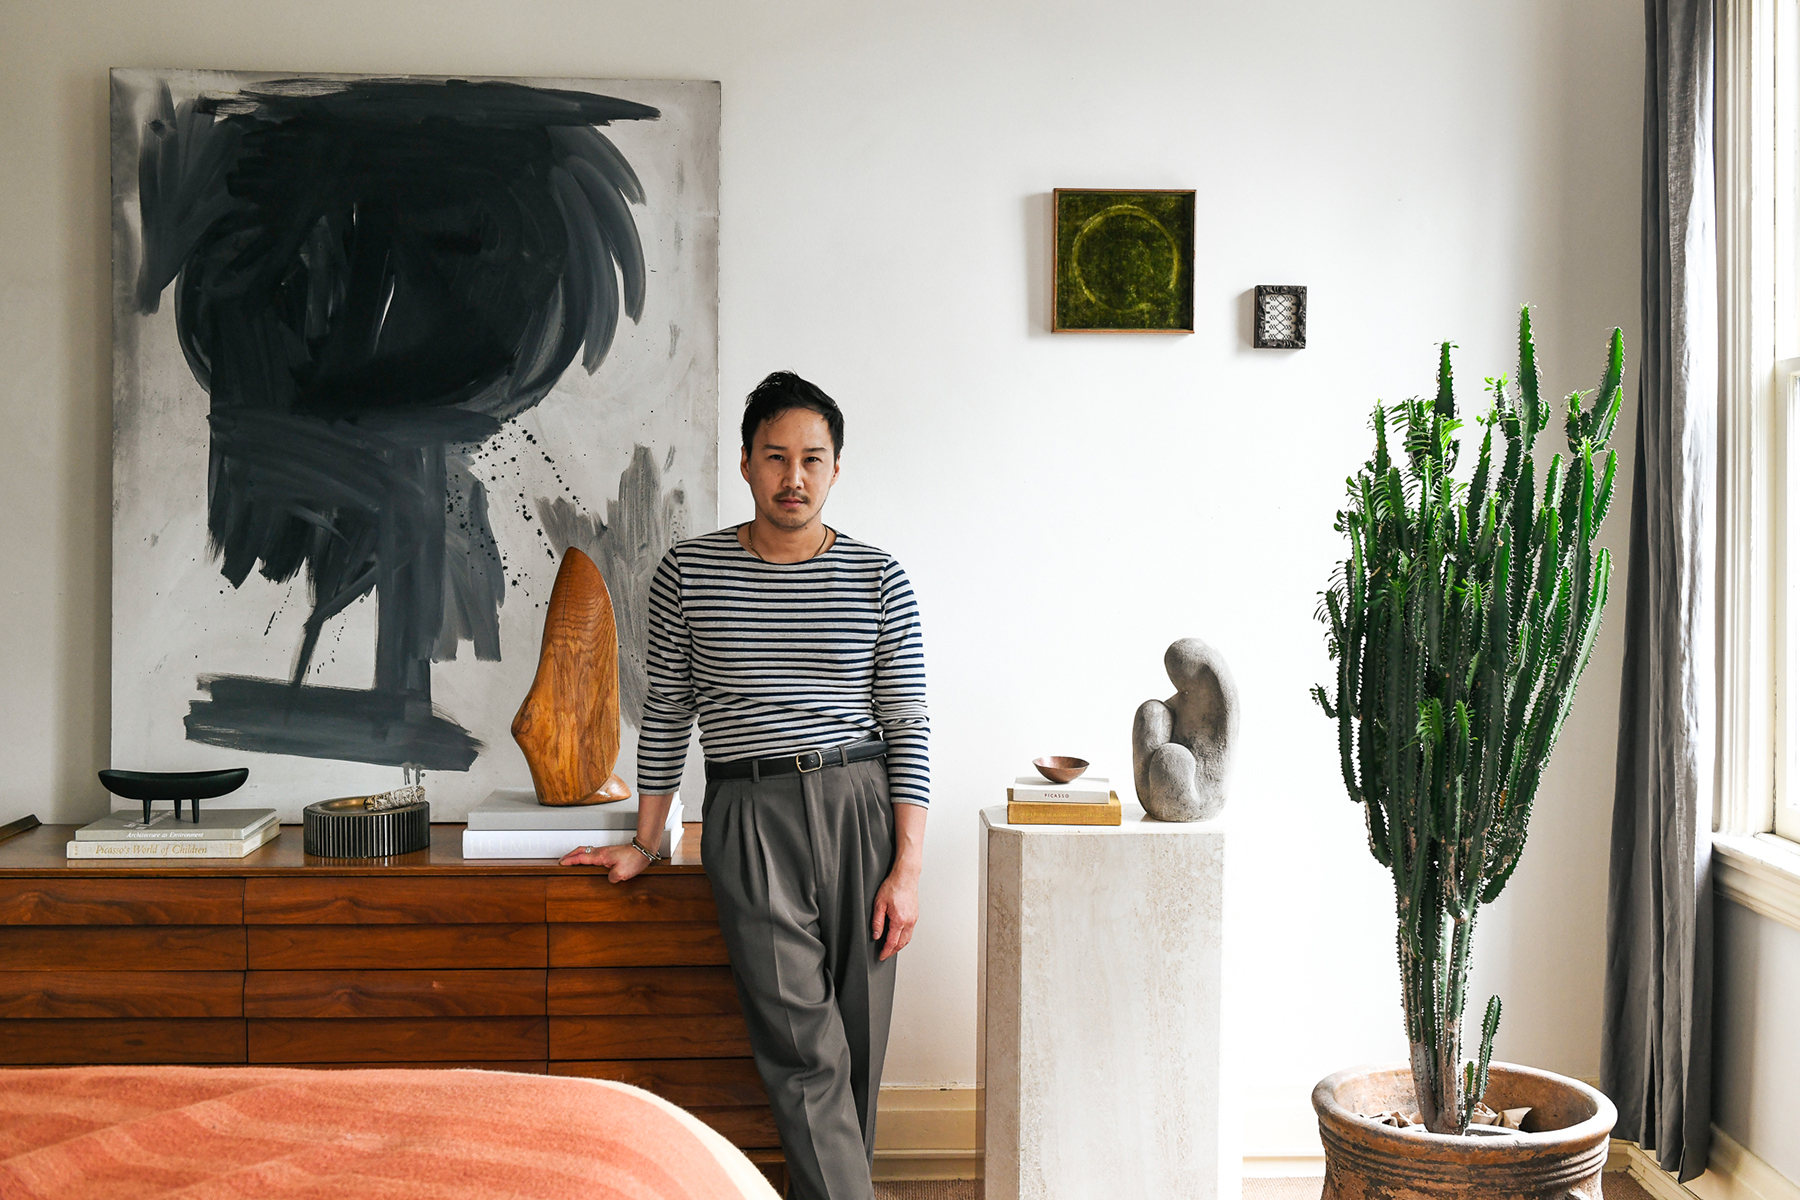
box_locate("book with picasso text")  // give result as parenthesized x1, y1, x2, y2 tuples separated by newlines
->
(1005, 776, 1113, 804)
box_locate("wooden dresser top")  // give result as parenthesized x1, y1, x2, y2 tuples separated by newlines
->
(0, 822, 705, 878)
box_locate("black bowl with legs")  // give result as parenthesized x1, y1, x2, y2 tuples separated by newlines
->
(98, 769, 250, 824)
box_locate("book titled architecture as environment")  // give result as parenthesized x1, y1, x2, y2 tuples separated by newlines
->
(461, 800, 683, 860)
(74, 808, 278, 841)
(1006, 776, 1112, 804)
(66, 823, 281, 858)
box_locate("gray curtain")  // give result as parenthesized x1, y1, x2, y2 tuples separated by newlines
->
(1601, 0, 1717, 1183)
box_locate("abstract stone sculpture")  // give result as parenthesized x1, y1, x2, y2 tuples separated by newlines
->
(1132, 637, 1239, 821)
(511, 547, 631, 806)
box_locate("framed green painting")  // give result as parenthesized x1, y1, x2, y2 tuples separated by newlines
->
(1052, 189, 1195, 333)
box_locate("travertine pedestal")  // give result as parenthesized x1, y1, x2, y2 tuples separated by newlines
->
(980, 802, 1230, 1200)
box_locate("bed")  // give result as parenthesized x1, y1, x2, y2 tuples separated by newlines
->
(0, 1065, 781, 1199)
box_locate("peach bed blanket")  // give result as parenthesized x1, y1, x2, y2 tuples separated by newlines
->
(0, 1065, 779, 1199)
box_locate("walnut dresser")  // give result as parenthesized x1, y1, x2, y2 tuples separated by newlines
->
(0, 820, 783, 1188)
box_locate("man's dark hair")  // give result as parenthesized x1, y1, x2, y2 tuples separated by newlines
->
(741, 371, 845, 458)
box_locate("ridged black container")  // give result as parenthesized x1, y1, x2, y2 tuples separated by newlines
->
(303, 798, 431, 857)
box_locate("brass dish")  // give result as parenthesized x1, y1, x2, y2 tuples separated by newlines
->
(1033, 756, 1090, 784)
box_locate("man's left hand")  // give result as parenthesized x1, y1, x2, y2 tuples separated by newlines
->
(870, 870, 918, 961)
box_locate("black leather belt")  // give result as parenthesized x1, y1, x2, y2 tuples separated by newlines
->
(705, 738, 887, 782)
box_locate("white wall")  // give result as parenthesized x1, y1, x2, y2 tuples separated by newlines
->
(1715, 899, 1800, 1182)
(0, 0, 1642, 1155)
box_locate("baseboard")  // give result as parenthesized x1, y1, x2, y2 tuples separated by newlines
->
(1623, 1142, 1698, 1200)
(1242, 1154, 1325, 1178)
(874, 1088, 1799, 1195)
(1619, 1127, 1800, 1200)
(873, 1150, 984, 1182)
(1239, 1136, 1636, 1178)
(1693, 1129, 1800, 1200)
(874, 1087, 980, 1181)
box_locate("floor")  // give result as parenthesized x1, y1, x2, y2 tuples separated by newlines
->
(872, 1185, 978, 1200)
(871, 1173, 1657, 1200)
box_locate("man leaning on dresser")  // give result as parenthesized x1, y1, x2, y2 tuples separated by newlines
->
(561, 370, 928, 1200)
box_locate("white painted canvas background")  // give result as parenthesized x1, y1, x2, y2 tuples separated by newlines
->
(109, 71, 719, 821)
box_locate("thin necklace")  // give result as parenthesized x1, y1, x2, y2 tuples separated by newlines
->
(746, 521, 830, 563)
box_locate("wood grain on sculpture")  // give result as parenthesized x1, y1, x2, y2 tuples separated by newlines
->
(512, 547, 632, 806)
(1132, 637, 1239, 821)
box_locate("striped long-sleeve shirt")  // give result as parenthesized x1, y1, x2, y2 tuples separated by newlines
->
(636, 527, 930, 807)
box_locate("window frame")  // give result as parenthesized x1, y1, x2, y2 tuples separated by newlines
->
(1717, 0, 1779, 841)
(1718, 0, 1800, 925)
(1775, 0, 1800, 841)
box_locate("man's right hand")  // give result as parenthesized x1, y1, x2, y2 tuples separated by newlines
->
(557, 793, 676, 883)
(559, 842, 652, 883)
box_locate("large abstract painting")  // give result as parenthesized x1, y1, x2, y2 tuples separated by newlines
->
(110, 71, 719, 819)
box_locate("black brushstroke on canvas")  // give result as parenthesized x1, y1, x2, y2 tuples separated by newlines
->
(536, 444, 689, 728)
(132, 77, 658, 769)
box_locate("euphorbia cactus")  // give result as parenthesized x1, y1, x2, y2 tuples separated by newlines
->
(1313, 307, 1621, 1134)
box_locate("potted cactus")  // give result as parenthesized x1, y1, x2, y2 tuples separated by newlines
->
(1309, 308, 1621, 1199)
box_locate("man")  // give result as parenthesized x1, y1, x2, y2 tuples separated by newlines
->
(561, 371, 928, 1200)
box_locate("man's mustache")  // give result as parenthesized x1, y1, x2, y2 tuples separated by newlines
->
(776, 491, 809, 503)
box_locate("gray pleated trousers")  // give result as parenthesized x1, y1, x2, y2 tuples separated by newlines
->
(702, 758, 897, 1200)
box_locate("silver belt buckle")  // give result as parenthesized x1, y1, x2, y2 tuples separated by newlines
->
(795, 748, 825, 773)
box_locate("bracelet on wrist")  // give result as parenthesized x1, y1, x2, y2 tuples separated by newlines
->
(630, 836, 662, 865)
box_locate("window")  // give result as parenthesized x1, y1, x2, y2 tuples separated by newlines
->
(1777, 0, 1800, 841)
(1720, 0, 1800, 845)
(1720, 0, 1800, 890)
(1774, 0, 1800, 842)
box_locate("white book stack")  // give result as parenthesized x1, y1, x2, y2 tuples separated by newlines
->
(67, 808, 281, 859)
(1005, 776, 1113, 804)
(461, 789, 683, 860)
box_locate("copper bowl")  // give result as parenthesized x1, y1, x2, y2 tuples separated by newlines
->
(1033, 756, 1090, 784)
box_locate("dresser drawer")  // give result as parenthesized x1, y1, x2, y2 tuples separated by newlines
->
(550, 1014, 753, 1060)
(0, 1018, 246, 1064)
(246, 878, 544, 924)
(248, 924, 547, 970)
(260, 1060, 551, 1074)
(249, 1017, 548, 1063)
(0, 970, 243, 1018)
(0, 879, 242, 925)
(549, 967, 738, 1015)
(549, 922, 728, 967)
(551, 1057, 767, 1107)
(691, 1105, 782, 1149)
(245, 970, 546, 1018)
(547, 874, 718, 922)
(0, 926, 246, 970)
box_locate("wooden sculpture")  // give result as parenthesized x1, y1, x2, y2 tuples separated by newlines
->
(511, 547, 632, 805)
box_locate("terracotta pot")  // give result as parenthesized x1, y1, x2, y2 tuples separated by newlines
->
(1312, 1063, 1617, 1200)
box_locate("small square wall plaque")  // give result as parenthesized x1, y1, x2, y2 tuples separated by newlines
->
(1053, 189, 1195, 333)
(1253, 285, 1307, 348)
